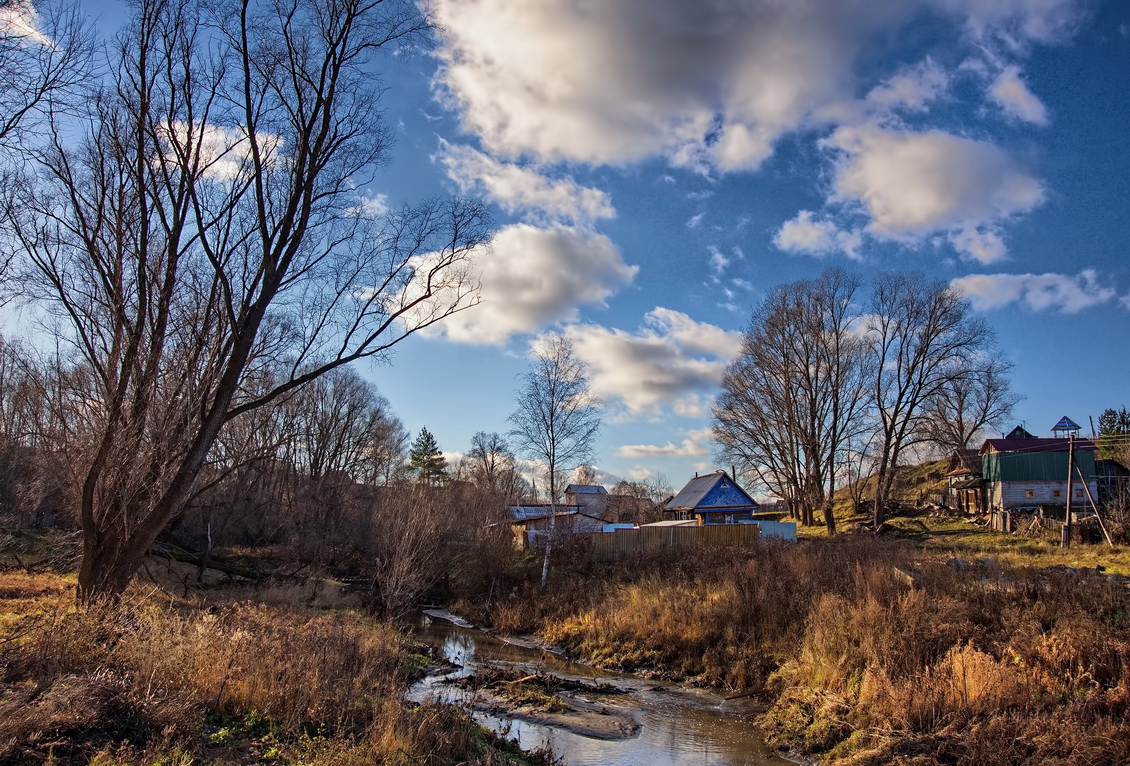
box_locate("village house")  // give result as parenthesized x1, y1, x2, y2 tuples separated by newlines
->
(980, 419, 1099, 514)
(659, 470, 797, 540)
(563, 484, 609, 519)
(944, 448, 985, 514)
(662, 471, 760, 525)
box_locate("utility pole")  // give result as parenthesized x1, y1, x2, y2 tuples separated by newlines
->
(1061, 434, 1074, 549)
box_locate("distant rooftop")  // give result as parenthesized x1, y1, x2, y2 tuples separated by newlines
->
(566, 484, 608, 495)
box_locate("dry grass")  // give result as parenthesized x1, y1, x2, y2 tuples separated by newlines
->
(0, 570, 549, 765)
(482, 535, 1130, 765)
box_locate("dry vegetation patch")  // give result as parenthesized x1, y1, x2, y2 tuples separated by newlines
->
(480, 536, 1130, 764)
(0, 571, 549, 765)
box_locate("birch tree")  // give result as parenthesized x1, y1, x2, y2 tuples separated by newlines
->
(508, 334, 600, 585)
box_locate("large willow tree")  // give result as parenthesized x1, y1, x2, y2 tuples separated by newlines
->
(3, 0, 490, 600)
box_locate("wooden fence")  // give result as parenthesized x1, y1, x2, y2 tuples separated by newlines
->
(580, 524, 761, 563)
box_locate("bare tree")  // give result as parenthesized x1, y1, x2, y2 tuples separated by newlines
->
(713, 269, 870, 535)
(3, 0, 490, 600)
(508, 334, 601, 585)
(918, 357, 1020, 453)
(290, 368, 400, 483)
(465, 430, 522, 500)
(867, 273, 987, 526)
(0, 0, 93, 149)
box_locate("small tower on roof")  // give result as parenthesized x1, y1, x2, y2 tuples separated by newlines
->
(1051, 415, 1081, 438)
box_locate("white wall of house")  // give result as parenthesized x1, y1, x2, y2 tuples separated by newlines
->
(989, 480, 1099, 509)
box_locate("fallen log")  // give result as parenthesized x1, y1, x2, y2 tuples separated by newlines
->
(152, 543, 264, 581)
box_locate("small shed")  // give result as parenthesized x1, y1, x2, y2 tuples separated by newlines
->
(664, 471, 760, 525)
(506, 504, 605, 549)
(944, 448, 985, 514)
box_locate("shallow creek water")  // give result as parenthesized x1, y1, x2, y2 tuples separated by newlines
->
(406, 610, 793, 766)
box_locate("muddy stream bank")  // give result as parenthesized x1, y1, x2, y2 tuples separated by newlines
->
(406, 610, 793, 766)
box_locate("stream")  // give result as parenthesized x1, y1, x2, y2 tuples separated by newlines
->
(406, 610, 794, 766)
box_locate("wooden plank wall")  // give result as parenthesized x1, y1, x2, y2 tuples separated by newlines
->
(581, 524, 761, 562)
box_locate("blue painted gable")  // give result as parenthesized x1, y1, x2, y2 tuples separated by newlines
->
(698, 479, 758, 509)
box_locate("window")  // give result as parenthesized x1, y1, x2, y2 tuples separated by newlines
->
(1025, 490, 1035, 499)
(1075, 489, 1084, 498)
(1053, 490, 1062, 498)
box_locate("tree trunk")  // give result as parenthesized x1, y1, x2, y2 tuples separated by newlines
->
(77, 527, 151, 602)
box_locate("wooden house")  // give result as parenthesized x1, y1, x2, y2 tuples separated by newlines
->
(564, 484, 609, 519)
(980, 421, 1099, 512)
(663, 471, 760, 525)
(944, 448, 985, 514)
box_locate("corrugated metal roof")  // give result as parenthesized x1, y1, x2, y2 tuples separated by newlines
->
(508, 505, 582, 521)
(566, 484, 608, 495)
(981, 437, 1096, 455)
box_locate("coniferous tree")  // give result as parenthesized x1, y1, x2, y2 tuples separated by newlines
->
(1097, 408, 1130, 461)
(408, 427, 448, 485)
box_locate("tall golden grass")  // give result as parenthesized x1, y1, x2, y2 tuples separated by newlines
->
(483, 536, 1130, 765)
(0, 572, 547, 764)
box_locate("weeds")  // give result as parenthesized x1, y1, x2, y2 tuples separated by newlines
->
(478, 534, 1130, 765)
(0, 572, 551, 764)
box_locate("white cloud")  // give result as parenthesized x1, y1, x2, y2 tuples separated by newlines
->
(948, 225, 1008, 263)
(687, 213, 705, 229)
(866, 58, 949, 112)
(825, 123, 1044, 256)
(937, 0, 1086, 45)
(160, 121, 283, 181)
(428, 0, 1082, 172)
(618, 439, 709, 459)
(950, 269, 1115, 313)
(988, 66, 1049, 125)
(774, 210, 863, 258)
(436, 140, 614, 225)
(426, 0, 891, 170)
(558, 308, 741, 419)
(0, 1, 51, 46)
(354, 193, 389, 217)
(707, 245, 730, 274)
(415, 224, 637, 344)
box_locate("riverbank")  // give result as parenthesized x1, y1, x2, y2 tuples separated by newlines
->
(408, 610, 793, 764)
(0, 569, 551, 765)
(456, 530, 1130, 765)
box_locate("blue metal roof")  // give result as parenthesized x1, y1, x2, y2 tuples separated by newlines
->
(1051, 415, 1081, 433)
(666, 471, 759, 511)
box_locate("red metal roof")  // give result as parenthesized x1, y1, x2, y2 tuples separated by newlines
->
(979, 437, 1096, 455)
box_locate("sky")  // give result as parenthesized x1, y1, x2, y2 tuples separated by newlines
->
(29, 0, 1130, 493)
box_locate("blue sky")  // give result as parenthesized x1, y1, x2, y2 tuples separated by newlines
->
(61, 0, 1130, 490)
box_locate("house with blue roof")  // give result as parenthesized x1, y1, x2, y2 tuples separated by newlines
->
(663, 471, 760, 525)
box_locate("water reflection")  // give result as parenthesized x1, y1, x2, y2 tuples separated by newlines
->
(408, 612, 792, 766)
